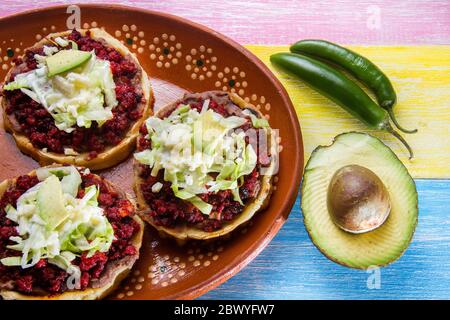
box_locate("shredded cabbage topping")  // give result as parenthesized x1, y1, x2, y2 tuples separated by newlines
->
(0, 167, 114, 289)
(3, 41, 117, 133)
(134, 102, 258, 215)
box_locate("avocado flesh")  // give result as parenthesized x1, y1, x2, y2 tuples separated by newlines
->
(301, 132, 418, 269)
(37, 175, 69, 230)
(46, 49, 92, 77)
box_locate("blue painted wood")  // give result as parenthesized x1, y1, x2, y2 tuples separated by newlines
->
(200, 179, 450, 300)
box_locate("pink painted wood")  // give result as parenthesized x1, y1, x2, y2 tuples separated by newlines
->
(0, 0, 448, 45)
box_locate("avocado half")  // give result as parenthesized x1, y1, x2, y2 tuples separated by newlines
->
(301, 132, 418, 269)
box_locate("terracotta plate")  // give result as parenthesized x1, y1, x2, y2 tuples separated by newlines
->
(0, 4, 303, 299)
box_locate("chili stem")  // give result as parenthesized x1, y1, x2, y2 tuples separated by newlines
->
(386, 123, 414, 159)
(387, 109, 418, 134)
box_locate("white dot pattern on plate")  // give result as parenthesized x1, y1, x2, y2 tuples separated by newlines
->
(215, 66, 246, 96)
(185, 45, 217, 80)
(149, 33, 182, 68)
(114, 24, 147, 54)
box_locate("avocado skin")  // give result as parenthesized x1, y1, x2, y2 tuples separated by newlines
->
(301, 132, 418, 269)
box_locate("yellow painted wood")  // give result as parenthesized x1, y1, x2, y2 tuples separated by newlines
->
(246, 45, 450, 179)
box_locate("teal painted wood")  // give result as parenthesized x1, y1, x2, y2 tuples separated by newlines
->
(200, 179, 450, 300)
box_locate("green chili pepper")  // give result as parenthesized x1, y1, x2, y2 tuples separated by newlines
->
(290, 39, 417, 134)
(270, 52, 413, 158)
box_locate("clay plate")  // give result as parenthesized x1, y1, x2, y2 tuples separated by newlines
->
(0, 4, 303, 299)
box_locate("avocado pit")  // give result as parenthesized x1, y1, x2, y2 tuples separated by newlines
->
(327, 164, 391, 234)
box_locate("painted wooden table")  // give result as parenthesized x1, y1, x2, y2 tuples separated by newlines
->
(1, 1, 449, 300)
